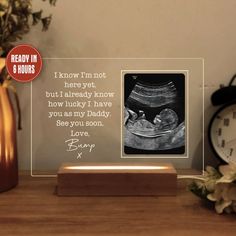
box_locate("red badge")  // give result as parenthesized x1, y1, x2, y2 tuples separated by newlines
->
(6, 44, 42, 83)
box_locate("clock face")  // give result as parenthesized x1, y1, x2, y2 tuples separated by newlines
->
(209, 103, 236, 163)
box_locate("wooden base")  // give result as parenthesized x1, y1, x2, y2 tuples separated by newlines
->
(57, 163, 177, 196)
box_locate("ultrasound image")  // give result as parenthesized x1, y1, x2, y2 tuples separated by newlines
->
(124, 73, 185, 155)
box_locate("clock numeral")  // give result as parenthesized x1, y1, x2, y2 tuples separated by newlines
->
(221, 140, 225, 148)
(223, 118, 230, 127)
(230, 148, 234, 156)
(233, 112, 236, 119)
(218, 128, 222, 136)
(216, 115, 222, 120)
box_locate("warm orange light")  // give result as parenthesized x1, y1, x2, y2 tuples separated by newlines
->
(64, 166, 169, 170)
(0, 58, 5, 71)
(0, 61, 18, 192)
(0, 86, 15, 166)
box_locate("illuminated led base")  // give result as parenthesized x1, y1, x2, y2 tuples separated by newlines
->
(64, 165, 169, 171)
(57, 163, 177, 196)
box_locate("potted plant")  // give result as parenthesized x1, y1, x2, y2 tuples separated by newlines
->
(0, 0, 56, 192)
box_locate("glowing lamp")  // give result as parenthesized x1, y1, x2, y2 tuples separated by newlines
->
(64, 165, 170, 171)
(57, 163, 177, 196)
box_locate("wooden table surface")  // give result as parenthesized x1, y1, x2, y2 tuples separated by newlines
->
(0, 173, 235, 236)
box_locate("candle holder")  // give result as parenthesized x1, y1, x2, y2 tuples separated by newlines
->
(0, 84, 18, 192)
(0, 58, 18, 192)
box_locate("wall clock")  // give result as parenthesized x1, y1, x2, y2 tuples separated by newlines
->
(208, 74, 236, 163)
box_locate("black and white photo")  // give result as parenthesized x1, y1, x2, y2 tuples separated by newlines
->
(123, 73, 186, 155)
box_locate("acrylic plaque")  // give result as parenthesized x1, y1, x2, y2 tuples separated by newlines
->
(31, 58, 204, 176)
